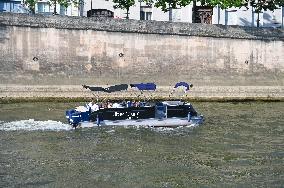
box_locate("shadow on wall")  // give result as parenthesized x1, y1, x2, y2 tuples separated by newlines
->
(238, 13, 282, 28)
(263, 13, 282, 28)
(214, 21, 283, 42)
(0, 25, 9, 44)
(239, 18, 251, 27)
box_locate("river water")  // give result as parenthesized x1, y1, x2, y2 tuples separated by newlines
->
(0, 102, 283, 187)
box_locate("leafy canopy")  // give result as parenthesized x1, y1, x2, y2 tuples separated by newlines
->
(24, 0, 37, 13)
(145, 0, 284, 12)
(48, 0, 81, 9)
(113, 0, 136, 18)
(243, 0, 284, 13)
(145, 0, 193, 12)
(202, 0, 244, 9)
(25, 0, 82, 14)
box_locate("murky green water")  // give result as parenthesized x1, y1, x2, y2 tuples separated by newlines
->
(0, 102, 283, 187)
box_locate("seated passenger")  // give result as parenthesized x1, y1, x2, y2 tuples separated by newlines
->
(107, 102, 113, 108)
(87, 101, 99, 112)
(112, 103, 122, 108)
(75, 106, 89, 112)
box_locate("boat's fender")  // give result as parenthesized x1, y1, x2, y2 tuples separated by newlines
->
(96, 114, 101, 126)
(187, 113, 191, 122)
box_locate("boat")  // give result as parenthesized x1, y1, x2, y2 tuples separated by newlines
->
(65, 82, 204, 128)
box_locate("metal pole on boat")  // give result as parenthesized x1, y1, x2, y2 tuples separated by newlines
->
(96, 91, 99, 102)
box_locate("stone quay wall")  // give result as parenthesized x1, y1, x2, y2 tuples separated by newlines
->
(0, 13, 283, 100)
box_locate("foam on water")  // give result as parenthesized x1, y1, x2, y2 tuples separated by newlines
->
(0, 119, 72, 131)
(151, 124, 200, 135)
(0, 119, 200, 132)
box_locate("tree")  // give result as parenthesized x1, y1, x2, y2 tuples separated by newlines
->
(196, 0, 284, 11)
(146, 0, 193, 21)
(142, 0, 284, 23)
(149, 0, 244, 22)
(191, 0, 250, 23)
(48, 0, 82, 14)
(24, 0, 82, 15)
(196, 0, 284, 26)
(113, 0, 136, 19)
(202, 0, 244, 9)
(245, 0, 284, 12)
(242, 0, 284, 27)
(24, 0, 37, 14)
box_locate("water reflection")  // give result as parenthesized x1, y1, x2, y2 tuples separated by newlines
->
(0, 102, 283, 187)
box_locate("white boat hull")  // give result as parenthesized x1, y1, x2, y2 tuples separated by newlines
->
(78, 117, 203, 128)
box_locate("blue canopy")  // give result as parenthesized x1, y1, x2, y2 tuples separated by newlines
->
(130, 83, 156, 91)
(174, 82, 193, 91)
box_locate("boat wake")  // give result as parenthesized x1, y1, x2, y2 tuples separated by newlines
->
(0, 119, 72, 131)
(0, 119, 200, 132)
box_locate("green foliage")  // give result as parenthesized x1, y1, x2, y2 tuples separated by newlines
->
(47, 0, 82, 14)
(24, 0, 82, 14)
(147, 0, 284, 13)
(24, 0, 37, 13)
(243, 0, 284, 13)
(204, 0, 284, 10)
(202, 0, 284, 11)
(146, 0, 244, 13)
(202, 0, 244, 9)
(48, 0, 78, 9)
(145, 0, 193, 12)
(113, 0, 136, 19)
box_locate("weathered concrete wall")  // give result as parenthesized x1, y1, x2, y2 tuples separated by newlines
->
(0, 13, 283, 99)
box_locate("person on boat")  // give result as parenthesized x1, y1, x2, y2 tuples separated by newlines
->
(87, 101, 99, 112)
(107, 101, 113, 108)
(132, 100, 137, 107)
(121, 101, 127, 107)
(75, 105, 89, 112)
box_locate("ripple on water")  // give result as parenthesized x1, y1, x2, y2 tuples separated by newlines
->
(0, 119, 72, 131)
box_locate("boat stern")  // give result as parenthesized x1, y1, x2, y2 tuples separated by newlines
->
(65, 109, 91, 127)
(188, 114, 204, 125)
